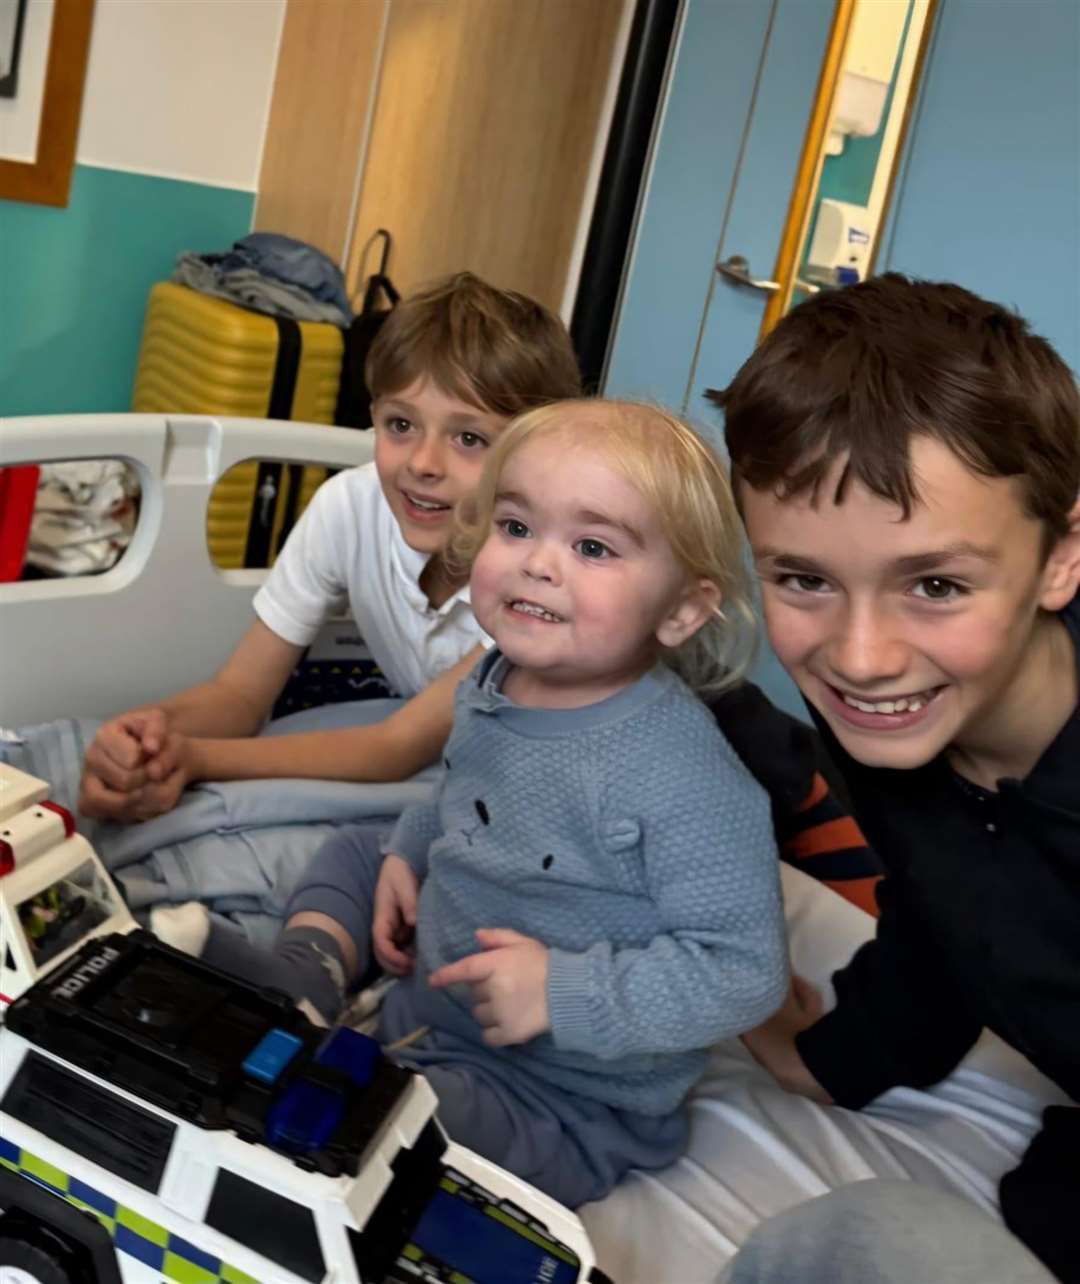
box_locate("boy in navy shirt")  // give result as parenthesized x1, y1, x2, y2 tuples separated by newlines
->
(718, 275, 1080, 1282)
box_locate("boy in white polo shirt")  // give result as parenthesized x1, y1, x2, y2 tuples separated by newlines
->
(78, 273, 581, 822)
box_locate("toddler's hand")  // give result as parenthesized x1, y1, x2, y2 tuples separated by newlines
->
(429, 928, 550, 1047)
(740, 974, 831, 1102)
(372, 854, 419, 976)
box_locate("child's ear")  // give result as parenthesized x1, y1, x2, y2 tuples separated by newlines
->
(1039, 497, 1080, 610)
(656, 579, 723, 649)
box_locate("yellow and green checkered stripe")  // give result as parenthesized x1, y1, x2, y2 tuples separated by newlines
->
(0, 1135, 258, 1283)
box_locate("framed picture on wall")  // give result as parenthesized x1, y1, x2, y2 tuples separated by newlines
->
(0, 0, 94, 205)
(0, 0, 29, 97)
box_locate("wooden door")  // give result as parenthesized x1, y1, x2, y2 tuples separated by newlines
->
(256, 0, 627, 315)
(346, 0, 626, 311)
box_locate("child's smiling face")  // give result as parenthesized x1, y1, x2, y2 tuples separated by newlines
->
(469, 432, 714, 708)
(742, 436, 1080, 779)
(372, 376, 510, 559)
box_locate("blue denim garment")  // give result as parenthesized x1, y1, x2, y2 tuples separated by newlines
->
(215, 233, 352, 316)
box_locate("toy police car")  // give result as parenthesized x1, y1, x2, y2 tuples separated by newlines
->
(0, 765, 607, 1284)
(0, 763, 136, 1008)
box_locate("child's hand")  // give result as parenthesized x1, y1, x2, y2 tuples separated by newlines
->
(372, 854, 419, 976)
(79, 709, 180, 822)
(123, 732, 193, 822)
(740, 974, 832, 1103)
(429, 928, 550, 1047)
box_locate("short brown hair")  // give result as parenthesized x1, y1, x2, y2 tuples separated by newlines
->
(716, 275, 1080, 541)
(366, 272, 581, 416)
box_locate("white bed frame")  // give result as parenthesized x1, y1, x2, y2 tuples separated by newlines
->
(0, 414, 373, 726)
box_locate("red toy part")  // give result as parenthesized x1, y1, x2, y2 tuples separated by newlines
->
(40, 800, 76, 838)
(0, 466, 40, 582)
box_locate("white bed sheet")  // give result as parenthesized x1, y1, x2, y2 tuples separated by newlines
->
(580, 865, 1066, 1282)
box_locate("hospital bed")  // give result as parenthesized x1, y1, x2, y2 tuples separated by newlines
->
(0, 415, 1063, 1281)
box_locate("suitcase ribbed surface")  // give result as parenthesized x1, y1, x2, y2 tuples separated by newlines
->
(132, 282, 344, 568)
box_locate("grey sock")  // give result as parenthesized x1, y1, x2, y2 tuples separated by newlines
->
(201, 922, 349, 1024)
(274, 926, 349, 1021)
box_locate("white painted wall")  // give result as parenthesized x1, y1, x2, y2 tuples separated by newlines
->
(76, 0, 285, 190)
(0, 0, 54, 162)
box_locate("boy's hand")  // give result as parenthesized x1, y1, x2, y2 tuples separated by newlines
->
(87, 708, 170, 780)
(740, 974, 833, 1103)
(124, 732, 193, 821)
(79, 709, 185, 822)
(372, 854, 419, 976)
(429, 928, 550, 1047)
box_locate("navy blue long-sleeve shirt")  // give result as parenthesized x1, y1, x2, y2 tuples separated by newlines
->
(796, 591, 1080, 1108)
(796, 593, 1080, 1280)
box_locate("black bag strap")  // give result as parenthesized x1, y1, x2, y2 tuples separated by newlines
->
(361, 272, 400, 317)
(266, 316, 301, 420)
(245, 317, 301, 567)
(334, 271, 400, 430)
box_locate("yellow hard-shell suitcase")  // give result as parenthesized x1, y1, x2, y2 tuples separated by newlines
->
(132, 282, 345, 568)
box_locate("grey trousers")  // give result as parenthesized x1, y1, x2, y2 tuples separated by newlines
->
(289, 823, 687, 1209)
(719, 1180, 1055, 1284)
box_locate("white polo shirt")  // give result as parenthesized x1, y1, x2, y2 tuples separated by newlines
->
(253, 463, 488, 698)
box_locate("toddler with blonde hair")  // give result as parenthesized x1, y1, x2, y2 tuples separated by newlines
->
(161, 399, 787, 1207)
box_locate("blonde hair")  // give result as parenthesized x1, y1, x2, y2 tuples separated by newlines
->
(450, 399, 757, 695)
(365, 272, 582, 416)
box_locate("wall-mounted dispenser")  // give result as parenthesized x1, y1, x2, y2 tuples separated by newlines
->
(806, 199, 872, 284)
(825, 0, 908, 155)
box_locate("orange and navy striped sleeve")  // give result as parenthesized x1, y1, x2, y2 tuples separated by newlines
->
(778, 771, 881, 916)
(706, 681, 881, 917)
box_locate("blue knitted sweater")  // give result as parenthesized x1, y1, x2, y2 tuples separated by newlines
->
(387, 651, 788, 1115)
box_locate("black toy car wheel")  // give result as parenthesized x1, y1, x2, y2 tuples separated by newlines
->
(0, 1236, 76, 1284)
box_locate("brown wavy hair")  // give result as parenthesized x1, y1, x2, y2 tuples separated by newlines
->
(366, 272, 582, 416)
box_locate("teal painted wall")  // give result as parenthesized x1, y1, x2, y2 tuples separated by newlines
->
(0, 165, 254, 417)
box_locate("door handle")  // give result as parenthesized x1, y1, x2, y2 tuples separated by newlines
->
(716, 254, 781, 294)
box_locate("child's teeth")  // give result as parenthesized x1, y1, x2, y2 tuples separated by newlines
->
(514, 601, 560, 622)
(843, 692, 929, 714)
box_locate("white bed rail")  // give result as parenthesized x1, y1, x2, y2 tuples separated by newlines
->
(0, 414, 374, 725)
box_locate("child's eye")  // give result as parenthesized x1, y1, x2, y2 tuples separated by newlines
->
(575, 538, 613, 560)
(912, 576, 966, 601)
(455, 430, 488, 450)
(384, 416, 412, 435)
(498, 518, 530, 539)
(777, 572, 828, 593)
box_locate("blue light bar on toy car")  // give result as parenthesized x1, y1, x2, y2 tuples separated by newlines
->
(242, 1027, 303, 1085)
(265, 1027, 383, 1154)
(315, 1027, 382, 1084)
